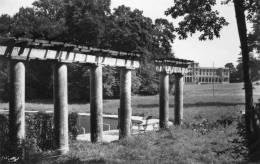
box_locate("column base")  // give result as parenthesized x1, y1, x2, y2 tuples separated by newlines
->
(54, 147, 69, 155)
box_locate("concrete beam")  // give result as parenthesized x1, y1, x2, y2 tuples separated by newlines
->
(119, 68, 132, 139)
(159, 72, 169, 129)
(1, 46, 140, 68)
(174, 74, 184, 125)
(9, 60, 25, 145)
(90, 64, 103, 143)
(53, 62, 69, 154)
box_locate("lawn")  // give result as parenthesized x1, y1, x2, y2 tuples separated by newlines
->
(1, 82, 260, 163)
(1, 83, 258, 120)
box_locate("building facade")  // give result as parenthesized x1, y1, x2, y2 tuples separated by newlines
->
(184, 62, 230, 84)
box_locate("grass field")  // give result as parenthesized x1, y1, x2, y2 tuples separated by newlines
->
(1, 82, 259, 120)
(2, 83, 260, 163)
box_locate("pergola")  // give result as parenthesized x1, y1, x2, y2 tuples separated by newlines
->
(154, 57, 193, 127)
(0, 37, 140, 154)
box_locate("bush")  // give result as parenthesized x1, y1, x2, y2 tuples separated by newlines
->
(139, 83, 159, 96)
(0, 115, 9, 157)
(0, 112, 80, 160)
(69, 113, 79, 140)
(184, 115, 238, 135)
(26, 113, 55, 151)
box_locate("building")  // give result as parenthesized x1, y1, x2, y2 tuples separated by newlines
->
(184, 62, 230, 84)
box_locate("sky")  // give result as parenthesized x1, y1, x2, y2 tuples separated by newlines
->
(0, 0, 243, 67)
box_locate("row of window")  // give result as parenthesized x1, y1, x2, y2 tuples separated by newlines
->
(185, 77, 229, 83)
(187, 69, 229, 76)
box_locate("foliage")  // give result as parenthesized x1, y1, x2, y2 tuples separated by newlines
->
(67, 63, 90, 102)
(165, 0, 229, 40)
(64, 0, 111, 46)
(0, 0, 179, 100)
(68, 112, 79, 140)
(16, 116, 248, 163)
(229, 55, 260, 83)
(11, 5, 66, 40)
(153, 18, 175, 56)
(225, 62, 241, 83)
(165, 0, 258, 159)
(0, 112, 80, 160)
(0, 14, 12, 36)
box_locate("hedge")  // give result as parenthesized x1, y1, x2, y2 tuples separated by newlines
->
(0, 112, 79, 160)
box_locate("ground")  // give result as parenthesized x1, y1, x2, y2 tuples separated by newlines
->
(1, 83, 260, 163)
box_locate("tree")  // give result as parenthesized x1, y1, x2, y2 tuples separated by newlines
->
(153, 18, 175, 57)
(225, 62, 240, 82)
(0, 14, 12, 36)
(248, 0, 260, 52)
(165, 0, 257, 143)
(0, 0, 178, 99)
(236, 54, 260, 82)
(11, 3, 67, 40)
(106, 5, 176, 95)
(63, 0, 111, 46)
(233, 0, 254, 137)
(225, 62, 236, 73)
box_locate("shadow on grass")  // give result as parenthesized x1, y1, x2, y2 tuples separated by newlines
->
(20, 153, 113, 164)
(53, 158, 108, 164)
(136, 102, 245, 108)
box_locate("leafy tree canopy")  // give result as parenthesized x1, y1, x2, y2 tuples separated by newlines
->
(165, 0, 229, 40)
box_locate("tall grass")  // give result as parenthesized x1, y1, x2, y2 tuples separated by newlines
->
(1, 83, 258, 163)
(25, 116, 246, 164)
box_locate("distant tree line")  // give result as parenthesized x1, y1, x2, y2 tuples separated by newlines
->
(0, 0, 176, 102)
(225, 54, 260, 83)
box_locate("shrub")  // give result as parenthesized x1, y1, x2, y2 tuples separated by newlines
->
(139, 83, 159, 96)
(184, 115, 238, 135)
(26, 112, 55, 151)
(0, 112, 80, 160)
(69, 112, 79, 141)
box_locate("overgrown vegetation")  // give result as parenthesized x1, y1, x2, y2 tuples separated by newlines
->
(0, 83, 259, 163)
(0, 112, 79, 162)
(0, 114, 249, 164)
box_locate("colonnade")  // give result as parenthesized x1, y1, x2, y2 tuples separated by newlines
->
(0, 38, 141, 155)
(156, 58, 191, 128)
(8, 58, 189, 154)
(1, 38, 193, 156)
(159, 73, 184, 127)
(7, 59, 134, 154)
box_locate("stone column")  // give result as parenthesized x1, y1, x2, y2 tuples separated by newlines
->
(174, 73, 184, 125)
(159, 72, 169, 129)
(9, 60, 25, 145)
(119, 68, 132, 139)
(90, 64, 103, 143)
(53, 62, 69, 154)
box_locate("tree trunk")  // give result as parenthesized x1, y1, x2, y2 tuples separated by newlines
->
(233, 0, 253, 135)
